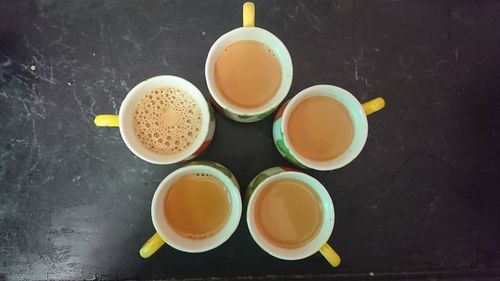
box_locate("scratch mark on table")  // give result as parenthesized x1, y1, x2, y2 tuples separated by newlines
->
(89, 93, 96, 116)
(31, 118, 41, 161)
(298, 1, 323, 32)
(49, 57, 54, 82)
(123, 34, 142, 53)
(99, 21, 105, 42)
(72, 87, 84, 115)
(147, 28, 166, 44)
(353, 58, 359, 80)
(82, 148, 107, 163)
(398, 54, 410, 70)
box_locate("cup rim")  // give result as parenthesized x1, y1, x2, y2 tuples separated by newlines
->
(281, 85, 369, 170)
(118, 75, 210, 164)
(151, 164, 242, 253)
(246, 171, 335, 260)
(205, 27, 293, 116)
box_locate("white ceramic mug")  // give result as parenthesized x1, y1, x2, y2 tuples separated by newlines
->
(140, 161, 242, 257)
(205, 2, 293, 123)
(273, 85, 385, 170)
(94, 75, 215, 164)
(246, 167, 341, 267)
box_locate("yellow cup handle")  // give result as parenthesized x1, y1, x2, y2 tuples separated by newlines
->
(362, 97, 385, 116)
(319, 243, 341, 267)
(243, 2, 255, 27)
(140, 232, 165, 258)
(94, 114, 119, 127)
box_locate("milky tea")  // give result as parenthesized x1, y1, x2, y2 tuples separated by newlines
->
(214, 40, 282, 109)
(133, 87, 202, 155)
(287, 96, 354, 161)
(164, 174, 231, 239)
(254, 178, 323, 249)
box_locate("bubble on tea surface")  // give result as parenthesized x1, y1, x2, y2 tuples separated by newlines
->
(133, 87, 203, 155)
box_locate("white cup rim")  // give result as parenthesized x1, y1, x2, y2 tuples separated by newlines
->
(281, 85, 369, 170)
(246, 171, 334, 260)
(205, 27, 293, 116)
(118, 75, 210, 164)
(151, 164, 242, 253)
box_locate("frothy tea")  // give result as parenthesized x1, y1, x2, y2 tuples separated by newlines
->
(164, 174, 231, 239)
(133, 87, 202, 155)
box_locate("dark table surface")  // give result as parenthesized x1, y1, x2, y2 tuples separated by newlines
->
(1, 0, 500, 280)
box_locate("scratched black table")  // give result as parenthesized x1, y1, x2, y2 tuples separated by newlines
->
(1, 1, 500, 280)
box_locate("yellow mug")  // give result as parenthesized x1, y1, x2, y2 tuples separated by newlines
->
(246, 167, 341, 267)
(205, 2, 293, 123)
(140, 161, 242, 258)
(94, 75, 215, 164)
(273, 85, 385, 170)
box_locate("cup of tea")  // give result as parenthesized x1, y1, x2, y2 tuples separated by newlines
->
(94, 75, 215, 164)
(205, 2, 293, 123)
(140, 161, 242, 257)
(273, 85, 385, 170)
(245, 167, 340, 267)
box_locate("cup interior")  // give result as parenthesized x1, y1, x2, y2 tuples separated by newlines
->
(205, 27, 293, 115)
(119, 75, 210, 164)
(247, 171, 334, 260)
(282, 85, 369, 170)
(152, 165, 242, 253)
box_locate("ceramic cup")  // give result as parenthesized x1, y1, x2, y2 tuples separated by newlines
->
(245, 167, 341, 267)
(94, 75, 215, 164)
(139, 161, 242, 257)
(205, 2, 293, 123)
(273, 85, 385, 170)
